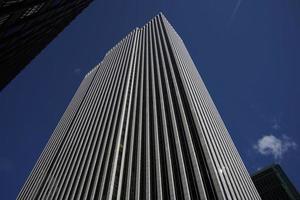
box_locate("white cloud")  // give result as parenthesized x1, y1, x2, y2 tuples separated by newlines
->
(271, 118, 281, 130)
(256, 167, 262, 171)
(253, 134, 297, 159)
(272, 123, 280, 130)
(228, 0, 243, 25)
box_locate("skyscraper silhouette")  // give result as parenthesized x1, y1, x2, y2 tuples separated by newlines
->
(17, 13, 261, 200)
(252, 164, 299, 200)
(0, 0, 93, 90)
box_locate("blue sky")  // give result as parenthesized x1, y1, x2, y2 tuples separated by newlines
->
(0, 0, 299, 199)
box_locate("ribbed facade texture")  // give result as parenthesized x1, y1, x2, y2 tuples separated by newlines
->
(0, 0, 93, 90)
(17, 13, 261, 200)
(252, 164, 300, 200)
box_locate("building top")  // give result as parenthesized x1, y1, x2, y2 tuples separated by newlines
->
(252, 164, 299, 200)
(85, 13, 169, 79)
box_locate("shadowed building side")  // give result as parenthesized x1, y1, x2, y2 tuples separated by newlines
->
(252, 164, 300, 200)
(0, 0, 93, 90)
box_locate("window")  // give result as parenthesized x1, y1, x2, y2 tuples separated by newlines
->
(20, 3, 45, 19)
(0, 15, 9, 25)
(3, 0, 24, 7)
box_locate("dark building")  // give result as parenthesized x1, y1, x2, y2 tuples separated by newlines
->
(0, 0, 93, 90)
(17, 13, 261, 199)
(252, 164, 300, 200)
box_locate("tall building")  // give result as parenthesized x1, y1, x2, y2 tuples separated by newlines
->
(0, 0, 93, 90)
(252, 164, 300, 200)
(17, 13, 261, 200)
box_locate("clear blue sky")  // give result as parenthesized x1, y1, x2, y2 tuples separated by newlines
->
(0, 0, 299, 199)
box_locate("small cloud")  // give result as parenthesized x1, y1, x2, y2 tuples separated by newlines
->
(256, 167, 262, 171)
(271, 118, 281, 130)
(228, 0, 243, 25)
(272, 123, 280, 130)
(74, 68, 81, 74)
(253, 134, 297, 160)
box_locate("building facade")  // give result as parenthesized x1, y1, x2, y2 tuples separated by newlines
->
(252, 164, 300, 200)
(0, 0, 93, 90)
(17, 13, 261, 200)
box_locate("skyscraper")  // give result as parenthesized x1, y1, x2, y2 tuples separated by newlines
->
(17, 13, 261, 200)
(0, 0, 93, 90)
(252, 164, 300, 200)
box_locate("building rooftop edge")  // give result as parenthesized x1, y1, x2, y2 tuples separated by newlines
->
(84, 12, 167, 78)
